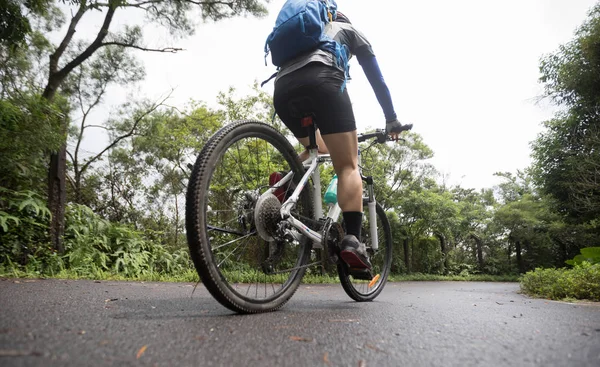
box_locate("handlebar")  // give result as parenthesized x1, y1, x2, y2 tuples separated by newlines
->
(357, 124, 413, 144)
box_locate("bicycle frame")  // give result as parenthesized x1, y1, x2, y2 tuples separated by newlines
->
(265, 143, 380, 252)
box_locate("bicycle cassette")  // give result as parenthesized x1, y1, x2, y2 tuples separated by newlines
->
(254, 192, 283, 241)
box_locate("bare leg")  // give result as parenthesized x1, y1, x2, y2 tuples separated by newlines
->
(299, 130, 361, 211)
(300, 130, 369, 269)
(297, 129, 329, 161)
(320, 131, 362, 213)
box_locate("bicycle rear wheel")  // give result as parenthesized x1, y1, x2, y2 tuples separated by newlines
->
(338, 200, 392, 301)
(186, 120, 312, 313)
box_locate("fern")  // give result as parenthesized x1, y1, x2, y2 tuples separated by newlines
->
(0, 211, 20, 232)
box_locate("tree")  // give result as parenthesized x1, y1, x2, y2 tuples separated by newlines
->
(397, 187, 459, 273)
(451, 186, 495, 272)
(359, 131, 435, 211)
(490, 172, 563, 273)
(0, 0, 53, 48)
(62, 45, 149, 203)
(0, 1, 64, 193)
(126, 103, 223, 247)
(15, 0, 270, 252)
(217, 83, 282, 126)
(532, 4, 600, 224)
(357, 131, 435, 272)
(0, 95, 63, 192)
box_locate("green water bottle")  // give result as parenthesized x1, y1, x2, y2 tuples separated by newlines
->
(324, 175, 338, 204)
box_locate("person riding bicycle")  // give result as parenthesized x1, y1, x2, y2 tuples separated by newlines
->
(273, 10, 410, 271)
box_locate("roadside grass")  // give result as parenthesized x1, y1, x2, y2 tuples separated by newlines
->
(7, 263, 600, 302)
(389, 273, 520, 282)
(0, 266, 519, 283)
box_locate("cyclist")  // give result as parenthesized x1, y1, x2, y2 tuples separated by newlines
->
(273, 11, 409, 271)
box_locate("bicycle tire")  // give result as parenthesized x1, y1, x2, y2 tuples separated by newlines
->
(186, 120, 312, 313)
(338, 199, 392, 301)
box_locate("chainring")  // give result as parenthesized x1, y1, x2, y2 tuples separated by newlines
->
(322, 220, 344, 264)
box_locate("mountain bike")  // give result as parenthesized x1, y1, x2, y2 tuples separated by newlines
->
(186, 118, 411, 313)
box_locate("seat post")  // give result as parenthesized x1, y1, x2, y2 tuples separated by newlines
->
(301, 115, 318, 152)
(300, 114, 323, 219)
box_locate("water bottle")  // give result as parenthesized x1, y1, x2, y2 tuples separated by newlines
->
(324, 174, 338, 204)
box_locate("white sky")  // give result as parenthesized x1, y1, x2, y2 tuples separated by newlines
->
(72, 0, 598, 190)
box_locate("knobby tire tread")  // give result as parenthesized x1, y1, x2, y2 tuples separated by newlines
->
(186, 120, 311, 313)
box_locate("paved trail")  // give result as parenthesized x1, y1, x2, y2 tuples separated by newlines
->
(0, 279, 599, 366)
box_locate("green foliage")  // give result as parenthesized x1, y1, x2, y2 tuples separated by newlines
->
(217, 83, 284, 131)
(410, 236, 444, 274)
(390, 273, 519, 282)
(0, 197, 193, 278)
(0, 94, 65, 192)
(359, 131, 434, 210)
(63, 204, 192, 277)
(521, 262, 600, 301)
(0, 0, 31, 48)
(0, 188, 52, 267)
(532, 4, 600, 223)
(0, 0, 56, 48)
(565, 247, 600, 266)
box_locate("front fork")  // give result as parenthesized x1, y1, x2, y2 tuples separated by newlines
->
(324, 174, 379, 252)
(363, 175, 379, 251)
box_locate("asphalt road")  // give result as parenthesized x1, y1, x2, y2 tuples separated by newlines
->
(0, 279, 599, 367)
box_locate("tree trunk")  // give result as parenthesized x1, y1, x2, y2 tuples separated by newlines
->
(515, 240, 524, 273)
(471, 233, 484, 271)
(174, 194, 179, 248)
(403, 237, 410, 273)
(44, 75, 68, 253)
(48, 146, 67, 254)
(435, 232, 448, 274)
(42, 2, 116, 253)
(74, 170, 82, 204)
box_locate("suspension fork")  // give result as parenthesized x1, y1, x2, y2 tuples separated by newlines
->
(362, 175, 379, 251)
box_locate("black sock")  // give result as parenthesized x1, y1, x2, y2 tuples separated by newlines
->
(343, 211, 363, 239)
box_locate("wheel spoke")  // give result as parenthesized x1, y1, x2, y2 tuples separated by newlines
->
(207, 225, 246, 236)
(186, 122, 312, 312)
(212, 231, 256, 251)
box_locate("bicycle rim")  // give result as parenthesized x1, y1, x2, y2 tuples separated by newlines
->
(338, 200, 392, 301)
(186, 121, 312, 313)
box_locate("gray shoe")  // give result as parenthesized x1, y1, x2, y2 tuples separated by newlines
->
(340, 235, 372, 269)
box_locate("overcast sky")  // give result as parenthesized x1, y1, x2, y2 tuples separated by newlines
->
(73, 0, 598, 190)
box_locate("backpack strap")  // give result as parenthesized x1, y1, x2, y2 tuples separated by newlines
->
(261, 71, 279, 87)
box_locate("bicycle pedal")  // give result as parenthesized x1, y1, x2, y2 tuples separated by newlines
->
(348, 267, 374, 281)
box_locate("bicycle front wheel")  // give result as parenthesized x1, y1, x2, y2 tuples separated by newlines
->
(338, 200, 392, 301)
(186, 120, 312, 313)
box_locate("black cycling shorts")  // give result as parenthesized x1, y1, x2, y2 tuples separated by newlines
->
(273, 62, 356, 138)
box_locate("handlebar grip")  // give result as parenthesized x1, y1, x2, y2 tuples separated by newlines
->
(357, 123, 413, 143)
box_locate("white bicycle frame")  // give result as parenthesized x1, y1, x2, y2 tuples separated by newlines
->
(266, 146, 379, 251)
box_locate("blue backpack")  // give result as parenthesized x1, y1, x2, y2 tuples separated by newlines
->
(264, 0, 349, 88)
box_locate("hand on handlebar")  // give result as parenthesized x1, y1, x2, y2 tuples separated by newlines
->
(385, 119, 413, 141)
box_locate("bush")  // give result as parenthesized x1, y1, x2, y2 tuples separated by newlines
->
(520, 262, 600, 301)
(0, 188, 54, 270)
(64, 204, 192, 278)
(1, 199, 193, 279)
